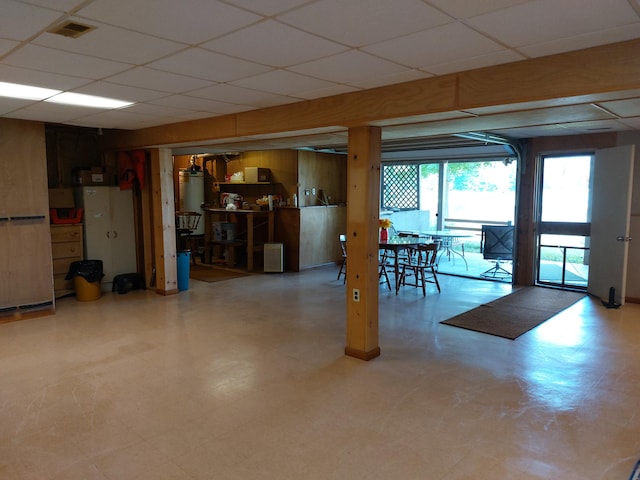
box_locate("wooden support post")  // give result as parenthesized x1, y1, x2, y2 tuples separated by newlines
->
(344, 126, 381, 361)
(149, 148, 178, 295)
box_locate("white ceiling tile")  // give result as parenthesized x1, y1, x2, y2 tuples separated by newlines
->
(295, 84, 360, 100)
(186, 83, 298, 107)
(4, 44, 131, 79)
(69, 109, 166, 129)
(490, 124, 575, 138)
(148, 48, 273, 83)
(467, 0, 640, 47)
(150, 95, 250, 115)
(19, 0, 87, 12)
(230, 69, 335, 96)
(364, 23, 504, 69)
(0, 0, 638, 135)
(288, 50, 408, 84)
(518, 23, 640, 58)
(223, 0, 311, 16)
(278, 0, 452, 47)
(0, 97, 36, 115)
(0, 64, 93, 90)
(561, 119, 633, 132)
(202, 20, 347, 68)
(598, 98, 640, 118)
(0, 39, 19, 56)
(106, 67, 213, 93)
(32, 19, 185, 65)
(426, 0, 530, 19)
(423, 49, 524, 76)
(77, 0, 262, 44)
(6, 100, 104, 123)
(0, 1, 64, 41)
(71, 81, 168, 103)
(350, 69, 432, 90)
(172, 111, 226, 122)
(619, 117, 640, 129)
(123, 102, 193, 117)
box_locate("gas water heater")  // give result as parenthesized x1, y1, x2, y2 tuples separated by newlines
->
(178, 169, 204, 236)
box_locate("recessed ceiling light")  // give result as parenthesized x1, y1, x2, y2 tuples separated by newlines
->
(0, 81, 60, 100)
(45, 92, 133, 109)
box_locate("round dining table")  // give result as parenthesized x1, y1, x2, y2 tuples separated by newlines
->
(422, 230, 472, 269)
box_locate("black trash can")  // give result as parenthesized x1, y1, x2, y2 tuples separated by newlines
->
(65, 260, 104, 301)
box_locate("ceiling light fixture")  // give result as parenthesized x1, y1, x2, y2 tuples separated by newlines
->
(45, 92, 133, 109)
(0, 81, 61, 100)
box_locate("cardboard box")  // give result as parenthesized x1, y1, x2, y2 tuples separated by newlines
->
(75, 170, 114, 186)
(244, 167, 270, 183)
(48, 188, 75, 208)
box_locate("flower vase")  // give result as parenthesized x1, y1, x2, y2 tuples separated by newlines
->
(380, 228, 388, 242)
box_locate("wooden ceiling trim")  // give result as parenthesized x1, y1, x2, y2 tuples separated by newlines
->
(104, 39, 640, 151)
(457, 39, 640, 109)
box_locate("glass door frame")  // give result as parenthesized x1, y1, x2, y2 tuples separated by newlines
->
(533, 152, 594, 290)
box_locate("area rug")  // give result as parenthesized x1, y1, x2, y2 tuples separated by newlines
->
(189, 264, 251, 283)
(440, 287, 586, 339)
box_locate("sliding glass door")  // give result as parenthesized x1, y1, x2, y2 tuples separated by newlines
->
(381, 158, 517, 280)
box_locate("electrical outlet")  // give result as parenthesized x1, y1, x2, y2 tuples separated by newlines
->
(311, 187, 316, 195)
(352, 288, 360, 302)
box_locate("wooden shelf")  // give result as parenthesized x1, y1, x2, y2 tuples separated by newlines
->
(216, 182, 273, 186)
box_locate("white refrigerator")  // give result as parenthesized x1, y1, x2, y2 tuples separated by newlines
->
(77, 186, 136, 292)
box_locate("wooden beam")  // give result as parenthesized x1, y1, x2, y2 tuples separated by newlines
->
(344, 126, 381, 361)
(149, 148, 178, 295)
(102, 39, 640, 151)
(458, 39, 640, 108)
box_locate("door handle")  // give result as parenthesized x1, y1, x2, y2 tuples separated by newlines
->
(616, 236, 632, 242)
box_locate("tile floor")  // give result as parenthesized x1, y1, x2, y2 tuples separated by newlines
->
(1, 266, 639, 479)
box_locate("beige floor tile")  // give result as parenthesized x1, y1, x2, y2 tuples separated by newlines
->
(2, 265, 640, 479)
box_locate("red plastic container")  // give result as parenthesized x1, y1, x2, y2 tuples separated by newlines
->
(50, 208, 83, 224)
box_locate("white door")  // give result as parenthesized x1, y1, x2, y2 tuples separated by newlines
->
(587, 145, 635, 305)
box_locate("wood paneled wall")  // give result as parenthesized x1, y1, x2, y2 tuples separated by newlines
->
(297, 150, 347, 207)
(299, 206, 346, 269)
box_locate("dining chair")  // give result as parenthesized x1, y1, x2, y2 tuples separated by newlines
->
(337, 234, 347, 283)
(176, 211, 202, 265)
(378, 248, 392, 291)
(399, 243, 441, 296)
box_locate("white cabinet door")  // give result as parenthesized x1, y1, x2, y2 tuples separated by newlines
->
(109, 188, 136, 283)
(81, 186, 136, 291)
(83, 187, 112, 272)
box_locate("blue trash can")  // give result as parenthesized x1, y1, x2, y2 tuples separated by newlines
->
(177, 250, 191, 291)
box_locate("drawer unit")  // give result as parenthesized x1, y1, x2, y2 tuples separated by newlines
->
(50, 224, 83, 298)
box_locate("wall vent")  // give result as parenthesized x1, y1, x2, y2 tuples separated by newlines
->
(48, 21, 95, 39)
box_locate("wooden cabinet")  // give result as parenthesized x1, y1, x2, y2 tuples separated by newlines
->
(204, 208, 274, 271)
(0, 119, 53, 316)
(275, 206, 346, 271)
(50, 224, 83, 298)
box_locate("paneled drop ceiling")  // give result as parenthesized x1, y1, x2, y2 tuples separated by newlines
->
(1, 0, 640, 152)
